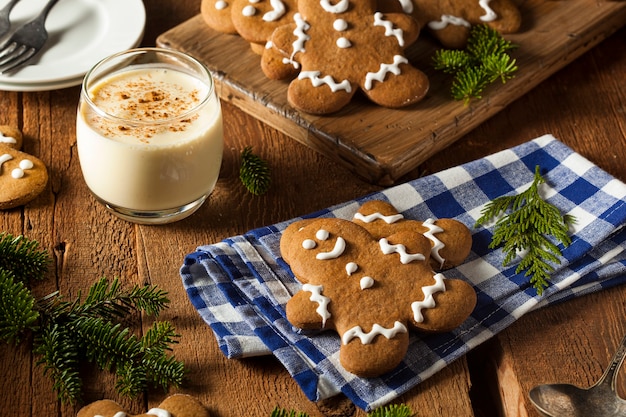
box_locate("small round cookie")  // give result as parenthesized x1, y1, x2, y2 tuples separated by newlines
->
(201, 0, 237, 34)
(0, 125, 23, 150)
(77, 394, 211, 417)
(0, 144, 48, 210)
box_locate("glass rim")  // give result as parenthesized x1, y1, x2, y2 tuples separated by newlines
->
(80, 47, 215, 127)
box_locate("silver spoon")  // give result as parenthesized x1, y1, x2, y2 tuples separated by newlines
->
(529, 333, 626, 417)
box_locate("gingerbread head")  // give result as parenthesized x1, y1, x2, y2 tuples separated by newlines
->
(280, 202, 476, 377)
(268, 0, 429, 114)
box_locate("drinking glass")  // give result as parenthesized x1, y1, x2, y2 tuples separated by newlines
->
(76, 47, 223, 224)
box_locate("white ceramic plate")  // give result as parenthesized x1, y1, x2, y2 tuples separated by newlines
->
(0, 0, 145, 88)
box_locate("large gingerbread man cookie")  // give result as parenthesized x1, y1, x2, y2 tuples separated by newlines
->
(280, 203, 476, 377)
(268, 0, 429, 114)
(77, 394, 210, 417)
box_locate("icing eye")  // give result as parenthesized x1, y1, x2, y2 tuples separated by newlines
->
(242, 5, 256, 16)
(316, 229, 329, 240)
(346, 262, 358, 275)
(360, 276, 374, 290)
(302, 239, 316, 249)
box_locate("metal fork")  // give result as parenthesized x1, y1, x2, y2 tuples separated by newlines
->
(0, 0, 60, 74)
(0, 0, 21, 39)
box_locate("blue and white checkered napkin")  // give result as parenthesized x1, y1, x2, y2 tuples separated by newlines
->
(180, 134, 626, 411)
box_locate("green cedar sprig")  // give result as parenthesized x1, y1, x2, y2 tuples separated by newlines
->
(474, 166, 576, 295)
(240, 146, 271, 195)
(0, 233, 186, 404)
(433, 24, 518, 103)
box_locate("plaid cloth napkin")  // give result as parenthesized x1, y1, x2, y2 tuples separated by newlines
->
(180, 134, 626, 411)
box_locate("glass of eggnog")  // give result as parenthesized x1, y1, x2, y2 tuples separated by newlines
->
(76, 48, 223, 224)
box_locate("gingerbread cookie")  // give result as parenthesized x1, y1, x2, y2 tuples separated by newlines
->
(201, 0, 237, 34)
(77, 394, 211, 417)
(352, 200, 472, 270)
(383, 0, 521, 48)
(280, 203, 476, 377)
(0, 125, 23, 150)
(0, 127, 48, 210)
(268, 0, 429, 114)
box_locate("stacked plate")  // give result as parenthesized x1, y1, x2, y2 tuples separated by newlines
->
(0, 0, 146, 91)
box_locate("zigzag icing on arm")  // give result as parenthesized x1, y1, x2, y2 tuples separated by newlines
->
(353, 211, 404, 224)
(373, 12, 405, 46)
(298, 71, 352, 93)
(428, 14, 471, 30)
(342, 321, 407, 344)
(411, 273, 446, 323)
(364, 55, 408, 90)
(302, 284, 332, 327)
(379, 238, 425, 264)
(422, 218, 446, 268)
(283, 13, 310, 68)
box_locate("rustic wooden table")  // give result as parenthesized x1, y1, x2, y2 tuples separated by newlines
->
(1, 1, 625, 416)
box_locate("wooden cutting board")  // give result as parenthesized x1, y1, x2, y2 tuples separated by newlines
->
(157, 0, 626, 185)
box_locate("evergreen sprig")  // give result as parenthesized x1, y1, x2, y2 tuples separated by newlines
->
(0, 232, 50, 283)
(0, 233, 186, 404)
(433, 24, 518, 103)
(240, 146, 271, 195)
(474, 166, 576, 295)
(271, 404, 414, 417)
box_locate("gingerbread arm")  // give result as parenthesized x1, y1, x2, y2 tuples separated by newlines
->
(286, 287, 332, 330)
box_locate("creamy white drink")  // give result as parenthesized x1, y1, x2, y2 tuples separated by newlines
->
(76, 48, 223, 223)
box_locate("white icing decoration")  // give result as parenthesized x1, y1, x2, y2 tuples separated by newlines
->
(353, 211, 403, 224)
(283, 13, 310, 68)
(302, 239, 317, 249)
(342, 321, 407, 345)
(0, 132, 16, 144)
(422, 218, 446, 268)
(479, 0, 497, 22)
(320, 0, 349, 14)
(397, 0, 413, 14)
(360, 276, 374, 290)
(147, 407, 172, 417)
(263, 0, 286, 22)
(364, 55, 407, 90)
(299, 71, 352, 93)
(242, 5, 256, 16)
(373, 12, 405, 46)
(346, 262, 358, 275)
(411, 273, 446, 323)
(336, 37, 351, 48)
(10, 159, 33, 179)
(379, 238, 425, 264)
(302, 283, 331, 327)
(214, 0, 228, 10)
(316, 236, 346, 260)
(428, 14, 471, 30)
(316, 229, 330, 240)
(0, 153, 13, 172)
(333, 18, 348, 31)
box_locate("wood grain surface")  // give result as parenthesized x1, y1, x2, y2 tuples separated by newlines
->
(0, 0, 625, 416)
(157, 0, 626, 185)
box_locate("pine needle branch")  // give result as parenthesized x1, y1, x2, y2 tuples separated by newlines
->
(0, 268, 40, 344)
(474, 166, 576, 295)
(240, 146, 271, 195)
(368, 404, 413, 417)
(433, 24, 518, 103)
(0, 232, 50, 283)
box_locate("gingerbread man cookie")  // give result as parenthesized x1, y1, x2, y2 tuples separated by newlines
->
(77, 394, 210, 417)
(352, 200, 472, 270)
(280, 203, 476, 377)
(383, 0, 521, 48)
(268, 0, 429, 114)
(0, 126, 48, 210)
